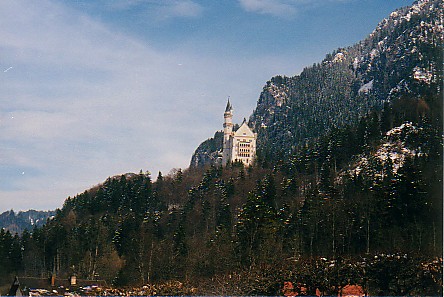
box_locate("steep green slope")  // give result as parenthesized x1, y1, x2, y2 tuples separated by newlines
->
(191, 0, 443, 166)
(252, 0, 442, 163)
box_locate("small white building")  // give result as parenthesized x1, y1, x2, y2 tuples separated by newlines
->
(222, 99, 257, 166)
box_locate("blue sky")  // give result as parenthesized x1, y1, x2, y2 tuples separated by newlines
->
(0, 0, 411, 212)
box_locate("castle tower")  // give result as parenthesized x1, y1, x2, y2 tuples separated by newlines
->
(222, 99, 233, 166)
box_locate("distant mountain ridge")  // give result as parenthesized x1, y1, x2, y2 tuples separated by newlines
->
(191, 0, 443, 166)
(0, 209, 55, 234)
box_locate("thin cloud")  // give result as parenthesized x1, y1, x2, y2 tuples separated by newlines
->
(238, 0, 352, 18)
(102, 0, 203, 20)
(239, 0, 297, 17)
(160, 0, 203, 18)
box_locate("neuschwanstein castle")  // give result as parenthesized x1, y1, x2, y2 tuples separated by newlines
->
(222, 100, 257, 166)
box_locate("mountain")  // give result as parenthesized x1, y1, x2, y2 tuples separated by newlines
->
(0, 1, 441, 295)
(191, 0, 443, 167)
(189, 131, 223, 168)
(0, 209, 55, 234)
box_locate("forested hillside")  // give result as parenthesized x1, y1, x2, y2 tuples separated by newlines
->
(0, 0, 442, 295)
(3, 107, 440, 294)
(191, 0, 442, 166)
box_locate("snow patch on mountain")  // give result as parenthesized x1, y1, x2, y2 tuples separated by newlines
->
(267, 82, 289, 107)
(349, 122, 424, 181)
(413, 66, 433, 83)
(333, 52, 346, 63)
(359, 80, 374, 94)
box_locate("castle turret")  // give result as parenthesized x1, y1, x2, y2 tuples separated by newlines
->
(222, 99, 233, 165)
(223, 99, 233, 136)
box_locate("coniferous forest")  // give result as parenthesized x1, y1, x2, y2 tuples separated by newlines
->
(0, 0, 442, 295)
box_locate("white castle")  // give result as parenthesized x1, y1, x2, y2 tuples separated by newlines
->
(222, 99, 257, 167)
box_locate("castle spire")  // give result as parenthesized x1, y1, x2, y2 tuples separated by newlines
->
(225, 97, 233, 112)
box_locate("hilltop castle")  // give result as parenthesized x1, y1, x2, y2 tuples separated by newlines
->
(222, 99, 257, 166)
